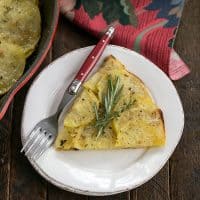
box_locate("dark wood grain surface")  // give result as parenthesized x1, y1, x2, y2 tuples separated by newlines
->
(0, 0, 199, 199)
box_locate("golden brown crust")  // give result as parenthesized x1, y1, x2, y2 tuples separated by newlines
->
(102, 55, 126, 70)
(104, 55, 116, 62)
(157, 108, 165, 136)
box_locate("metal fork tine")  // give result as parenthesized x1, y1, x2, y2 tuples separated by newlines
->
(32, 139, 53, 160)
(25, 131, 44, 156)
(36, 139, 53, 159)
(32, 138, 50, 160)
(31, 135, 48, 159)
(21, 127, 40, 152)
(26, 132, 45, 157)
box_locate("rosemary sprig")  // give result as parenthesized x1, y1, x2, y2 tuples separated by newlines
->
(93, 75, 135, 139)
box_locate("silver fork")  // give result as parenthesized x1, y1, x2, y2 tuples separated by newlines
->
(21, 27, 115, 160)
(20, 92, 76, 160)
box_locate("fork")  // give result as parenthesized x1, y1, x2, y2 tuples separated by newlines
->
(21, 27, 115, 160)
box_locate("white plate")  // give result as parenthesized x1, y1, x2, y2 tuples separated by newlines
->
(21, 45, 184, 196)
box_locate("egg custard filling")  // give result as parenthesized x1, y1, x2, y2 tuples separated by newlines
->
(54, 55, 165, 150)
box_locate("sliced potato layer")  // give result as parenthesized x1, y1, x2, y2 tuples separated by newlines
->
(55, 55, 165, 150)
(55, 125, 116, 150)
(113, 108, 165, 147)
(64, 89, 99, 128)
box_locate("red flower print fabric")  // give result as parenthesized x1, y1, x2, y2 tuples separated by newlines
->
(60, 0, 190, 80)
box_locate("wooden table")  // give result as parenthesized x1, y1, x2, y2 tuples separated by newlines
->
(0, 1, 199, 199)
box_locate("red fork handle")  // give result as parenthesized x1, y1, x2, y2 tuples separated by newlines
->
(67, 27, 115, 95)
(75, 27, 115, 82)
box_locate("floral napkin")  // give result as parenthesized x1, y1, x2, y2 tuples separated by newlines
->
(60, 0, 190, 80)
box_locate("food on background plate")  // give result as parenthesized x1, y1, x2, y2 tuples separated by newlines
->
(55, 56, 165, 150)
(0, 41, 25, 95)
(0, 0, 41, 95)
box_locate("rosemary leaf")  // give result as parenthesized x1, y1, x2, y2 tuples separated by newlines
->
(93, 75, 135, 138)
(93, 103, 99, 121)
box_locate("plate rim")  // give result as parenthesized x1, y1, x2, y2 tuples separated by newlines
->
(21, 45, 184, 196)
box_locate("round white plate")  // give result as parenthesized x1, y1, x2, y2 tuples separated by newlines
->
(21, 45, 184, 196)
